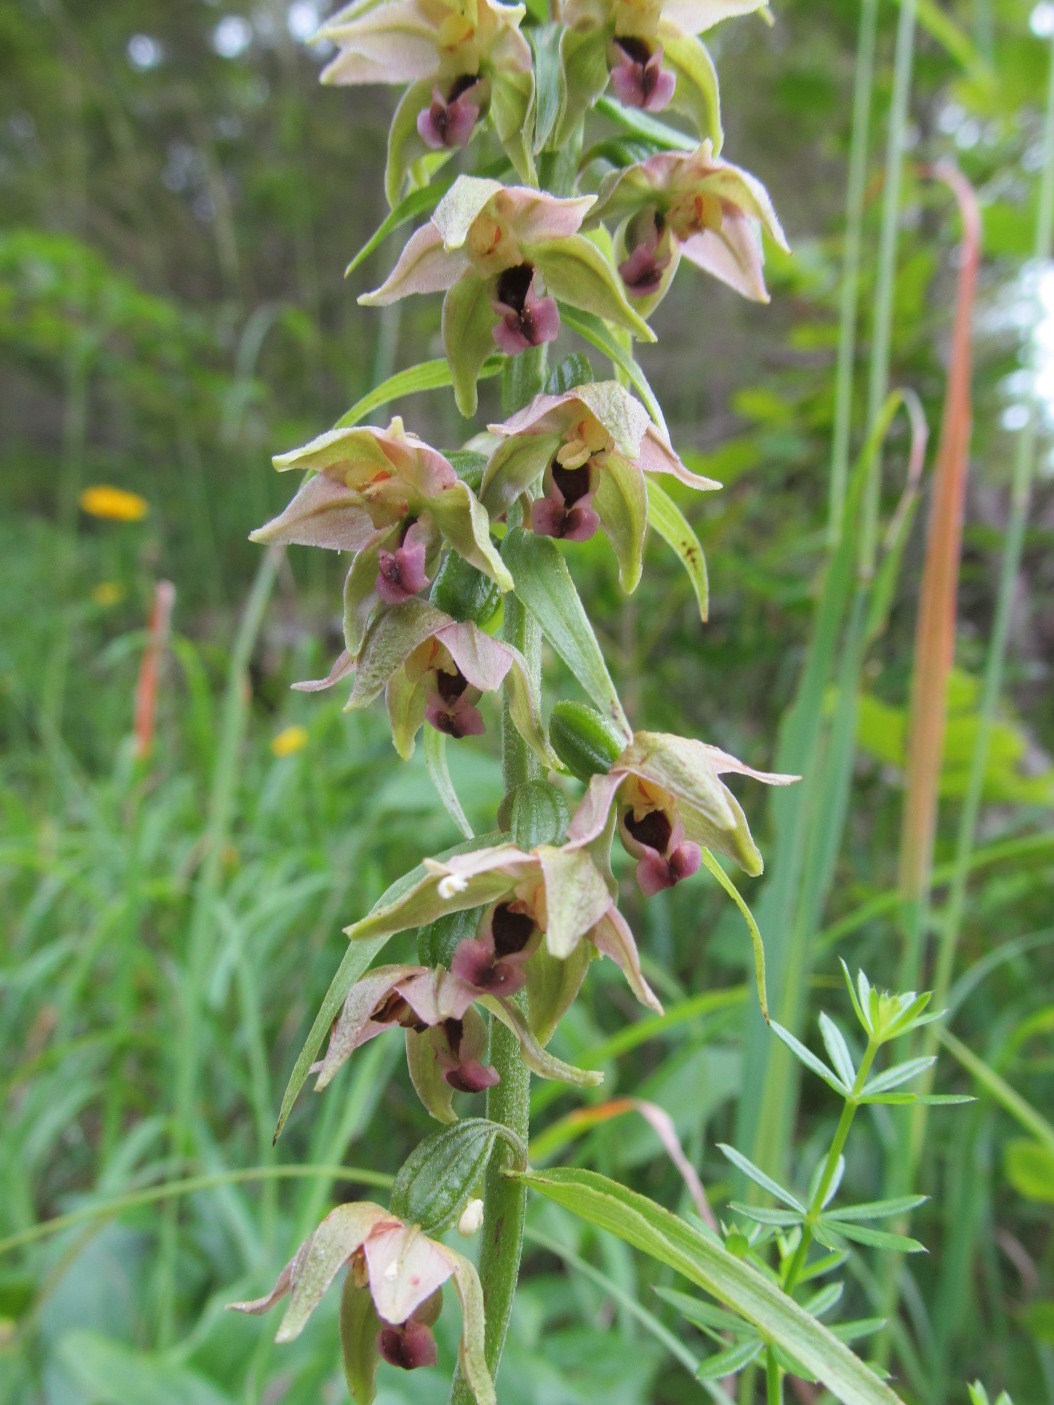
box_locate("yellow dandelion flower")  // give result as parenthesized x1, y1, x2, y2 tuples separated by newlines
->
(79, 485, 149, 522)
(271, 724, 309, 757)
(91, 581, 126, 606)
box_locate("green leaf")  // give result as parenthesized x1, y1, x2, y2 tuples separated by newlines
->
(655, 1287, 749, 1339)
(699, 852, 768, 1016)
(769, 1021, 849, 1097)
(717, 1144, 805, 1212)
(825, 1195, 927, 1223)
(818, 1014, 857, 1089)
(274, 831, 503, 1139)
(390, 1118, 526, 1234)
(501, 527, 630, 738)
(861, 1056, 935, 1097)
(560, 307, 668, 432)
(530, 23, 566, 153)
(819, 1220, 926, 1253)
(345, 181, 451, 279)
(727, 1203, 804, 1227)
(696, 1338, 764, 1379)
(334, 355, 503, 429)
(423, 728, 474, 839)
(646, 479, 709, 621)
(1005, 1139, 1054, 1204)
(594, 96, 695, 151)
(519, 1167, 905, 1404)
(545, 351, 595, 395)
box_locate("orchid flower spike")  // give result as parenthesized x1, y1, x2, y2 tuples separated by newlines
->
(360, 177, 655, 415)
(566, 730, 797, 892)
(585, 141, 788, 310)
(318, 0, 535, 194)
(250, 418, 511, 621)
(483, 380, 719, 590)
(228, 1201, 495, 1405)
(293, 599, 555, 764)
(311, 959, 600, 1122)
(553, 0, 767, 145)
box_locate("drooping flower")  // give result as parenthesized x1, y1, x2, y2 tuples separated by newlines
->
(586, 141, 788, 308)
(360, 177, 655, 415)
(342, 839, 663, 1025)
(293, 599, 554, 764)
(566, 730, 797, 890)
(312, 959, 600, 1122)
(553, 0, 767, 144)
(482, 380, 719, 590)
(317, 0, 535, 194)
(250, 418, 511, 611)
(228, 1201, 495, 1405)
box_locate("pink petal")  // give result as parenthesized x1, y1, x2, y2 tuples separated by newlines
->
(636, 425, 721, 490)
(364, 1224, 457, 1325)
(679, 212, 771, 302)
(360, 223, 466, 306)
(566, 771, 626, 847)
(292, 648, 356, 694)
(591, 908, 663, 1013)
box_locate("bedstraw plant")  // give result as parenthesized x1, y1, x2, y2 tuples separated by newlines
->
(226, 4, 959, 1402)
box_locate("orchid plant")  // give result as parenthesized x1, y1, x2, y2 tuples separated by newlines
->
(225, 4, 928, 1403)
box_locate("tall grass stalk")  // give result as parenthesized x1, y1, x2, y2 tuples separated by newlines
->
(827, 0, 879, 545)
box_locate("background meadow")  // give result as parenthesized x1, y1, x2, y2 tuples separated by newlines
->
(2, 1, 1053, 1401)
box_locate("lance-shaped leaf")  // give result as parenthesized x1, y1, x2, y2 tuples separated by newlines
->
(568, 730, 797, 882)
(502, 527, 631, 738)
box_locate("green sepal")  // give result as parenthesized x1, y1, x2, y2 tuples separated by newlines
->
(385, 80, 454, 208)
(525, 938, 593, 1046)
(664, 36, 723, 150)
(343, 544, 385, 659)
(533, 235, 656, 343)
(530, 22, 567, 154)
(594, 449, 647, 591)
(480, 432, 561, 518)
(490, 68, 537, 184)
(443, 272, 499, 418)
(340, 1275, 382, 1405)
(406, 1026, 457, 1124)
(554, 26, 609, 147)
(390, 1117, 528, 1234)
(428, 484, 513, 593)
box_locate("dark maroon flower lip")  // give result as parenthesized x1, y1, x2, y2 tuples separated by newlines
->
(417, 75, 483, 150)
(619, 803, 702, 896)
(435, 1016, 501, 1091)
(610, 37, 676, 113)
(377, 1319, 439, 1370)
(491, 263, 561, 354)
(375, 520, 431, 603)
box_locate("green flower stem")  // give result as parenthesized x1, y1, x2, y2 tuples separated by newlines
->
(781, 1037, 880, 1297)
(450, 350, 548, 1405)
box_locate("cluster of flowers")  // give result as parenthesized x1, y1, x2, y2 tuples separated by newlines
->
(231, 0, 787, 1397)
